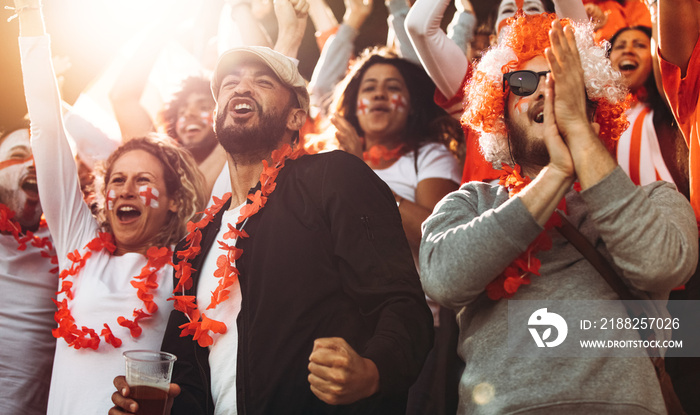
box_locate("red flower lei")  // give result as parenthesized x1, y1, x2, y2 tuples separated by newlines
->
(362, 144, 406, 165)
(170, 144, 305, 347)
(0, 203, 58, 273)
(53, 231, 173, 350)
(484, 164, 572, 300)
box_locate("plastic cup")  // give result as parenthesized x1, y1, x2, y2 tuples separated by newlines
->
(123, 350, 177, 415)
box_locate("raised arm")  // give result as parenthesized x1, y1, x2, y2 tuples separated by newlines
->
(658, 0, 700, 76)
(385, 0, 421, 64)
(548, 21, 697, 291)
(446, 0, 477, 56)
(308, 0, 372, 116)
(273, 0, 310, 58)
(14, 0, 43, 37)
(17, 0, 98, 259)
(108, 3, 192, 141)
(307, 0, 339, 40)
(405, 0, 469, 99)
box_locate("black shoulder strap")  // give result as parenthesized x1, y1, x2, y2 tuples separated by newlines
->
(555, 213, 655, 344)
(555, 214, 634, 301)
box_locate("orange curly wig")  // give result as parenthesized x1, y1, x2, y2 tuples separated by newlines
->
(463, 12, 629, 167)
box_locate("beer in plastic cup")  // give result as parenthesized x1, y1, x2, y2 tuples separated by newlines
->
(123, 350, 176, 415)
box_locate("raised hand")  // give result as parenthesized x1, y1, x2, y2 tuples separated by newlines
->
(273, 0, 309, 57)
(343, 0, 373, 30)
(275, 0, 310, 32)
(456, 0, 474, 14)
(584, 3, 608, 31)
(541, 74, 574, 180)
(331, 115, 364, 159)
(545, 20, 616, 189)
(545, 20, 592, 144)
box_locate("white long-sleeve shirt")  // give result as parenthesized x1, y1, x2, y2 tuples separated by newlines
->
(21, 34, 174, 415)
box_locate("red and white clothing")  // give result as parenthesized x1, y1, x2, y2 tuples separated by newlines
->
(660, 36, 700, 226)
(616, 102, 675, 186)
(431, 72, 503, 184)
(21, 35, 174, 415)
(0, 226, 57, 415)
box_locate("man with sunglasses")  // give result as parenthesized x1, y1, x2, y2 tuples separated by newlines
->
(419, 12, 698, 415)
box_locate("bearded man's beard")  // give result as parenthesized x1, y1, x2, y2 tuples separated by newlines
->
(0, 186, 42, 231)
(505, 115, 550, 176)
(215, 103, 292, 164)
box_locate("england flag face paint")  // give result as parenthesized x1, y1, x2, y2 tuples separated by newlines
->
(201, 111, 213, 126)
(356, 98, 371, 116)
(106, 189, 116, 211)
(139, 185, 160, 209)
(389, 93, 408, 113)
(177, 111, 213, 131)
(514, 98, 530, 116)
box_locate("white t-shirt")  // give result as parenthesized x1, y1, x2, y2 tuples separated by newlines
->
(47, 252, 174, 415)
(371, 142, 461, 203)
(196, 205, 244, 415)
(21, 35, 174, 415)
(0, 227, 58, 415)
(372, 142, 460, 326)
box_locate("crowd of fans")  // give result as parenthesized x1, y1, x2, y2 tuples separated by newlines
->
(1, 0, 699, 414)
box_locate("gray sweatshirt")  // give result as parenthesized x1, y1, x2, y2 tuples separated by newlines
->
(420, 167, 698, 414)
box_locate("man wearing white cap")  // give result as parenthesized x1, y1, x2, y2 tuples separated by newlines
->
(111, 46, 433, 415)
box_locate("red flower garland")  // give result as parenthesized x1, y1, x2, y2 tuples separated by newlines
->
(485, 164, 568, 300)
(0, 203, 58, 273)
(170, 144, 305, 347)
(53, 232, 172, 350)
(362, 144, 406, 166)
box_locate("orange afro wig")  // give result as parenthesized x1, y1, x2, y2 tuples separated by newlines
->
(463, 12, 629, 167)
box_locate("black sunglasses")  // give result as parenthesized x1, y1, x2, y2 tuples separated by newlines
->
(502, 70, 551, 96)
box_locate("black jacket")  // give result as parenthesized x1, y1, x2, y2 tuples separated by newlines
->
(162, 150, 433, 414)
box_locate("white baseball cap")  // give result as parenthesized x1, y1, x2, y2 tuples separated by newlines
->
(211, 46, 309, 114)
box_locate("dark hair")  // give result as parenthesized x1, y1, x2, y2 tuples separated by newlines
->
(609, 26, 652, 56)
(332, 47, 463, 161)
(158, 76, 213, 142)
(100, 135, 206, 248)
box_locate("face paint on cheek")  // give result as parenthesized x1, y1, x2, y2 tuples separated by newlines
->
(176, 116, 187, 131)
(138, 185, 160, 209)
(0, 156, 33, 171)
(106, 189, 116, 211)
(389, 94, 408, 113)
(513, 96, 530, 116)
(356, 98, 370, 116)
(200, 111, 213, 126)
